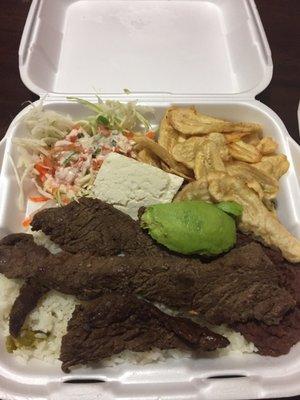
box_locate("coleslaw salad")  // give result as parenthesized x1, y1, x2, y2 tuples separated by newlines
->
(13, 97, 154, 211)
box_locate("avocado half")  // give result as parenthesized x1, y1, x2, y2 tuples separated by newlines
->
(140, 200, 238, 256)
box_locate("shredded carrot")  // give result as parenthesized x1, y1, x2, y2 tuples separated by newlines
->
(41, 156, 54, 169)
(145, 131, 156, 140)
(29, 196, 49, 203)
(34, 164, 48, 184)
(34, 156, 56, 180)
(69, 135, 77, 143)
(34, 163, 49, 176)
(123, 131, 134, 139)
(61, 196, 70, 205)
(92, 159, 103, 170)
(22, 217, 31, 229)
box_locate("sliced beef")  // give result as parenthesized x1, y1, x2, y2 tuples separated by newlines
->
(0, 234, 50, 337)
(38, 242, 295, 326)
(9, 280, 48, 337)
(233, 308, 300, 356)
(236, 232, 286, 265)
(233, 263, 300, 356)
(60, 293, 229, 372)
(0, 233, 50, 279)
(0, 231, 296, 328)
(235, 232, 253, 248)
(285, 265, 300, 305)
(31, 198, 166, 257)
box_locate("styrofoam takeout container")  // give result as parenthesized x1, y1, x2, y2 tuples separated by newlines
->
(0, 0, 300, 398)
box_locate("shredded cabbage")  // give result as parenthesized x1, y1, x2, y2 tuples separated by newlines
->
(12, 97, 153, 210)
(68, 97, 153, 133)
(23, 103, 74, 140)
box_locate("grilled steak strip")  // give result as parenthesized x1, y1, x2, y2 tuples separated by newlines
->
(0, 233, 296, 326)
(9, 280, 48, 338)
(60, 293, 229, 372)
(31, 198, 167, 257)
(232, 254, 300, 357)
(233, 308, 300, 357)
(0, 233, 49, 279)
(236, 232, 289, 266)
(37, 242, 295, 326)
(0, 234, 50, 337)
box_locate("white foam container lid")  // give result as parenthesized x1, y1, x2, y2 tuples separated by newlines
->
(1, 0, 300, 398)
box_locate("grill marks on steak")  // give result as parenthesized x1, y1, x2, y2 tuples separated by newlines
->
(36, 243, 296, 325)
(60, 293, 229, 372)
(31, 198, 166, 257)
(9, 280, 48, 338)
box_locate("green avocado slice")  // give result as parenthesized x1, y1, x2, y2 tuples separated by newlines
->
(140, 200, 238, 256)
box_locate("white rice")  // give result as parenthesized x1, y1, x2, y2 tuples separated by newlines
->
(31, 229, 62, 254)
(0, 274, 77, 365)
(0, 231, 256, 368)
(210, 324, 257, 356)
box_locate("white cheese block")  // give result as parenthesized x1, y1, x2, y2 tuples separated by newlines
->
(93, 153, 184, 220)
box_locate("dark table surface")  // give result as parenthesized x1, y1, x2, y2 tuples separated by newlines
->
(0, 1, 299, 399)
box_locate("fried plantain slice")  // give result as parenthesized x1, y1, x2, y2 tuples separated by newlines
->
(169, 107, 262, 135)
(208, 173, 300, 263)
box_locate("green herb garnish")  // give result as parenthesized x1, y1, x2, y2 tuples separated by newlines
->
(92, 147, 100, 158)
(97, 115, 109, 126)
(63, 151, 77, 166)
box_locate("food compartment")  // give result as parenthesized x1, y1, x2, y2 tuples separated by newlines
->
(1, 0, 297, 397)
(0, 98, 300, 388)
